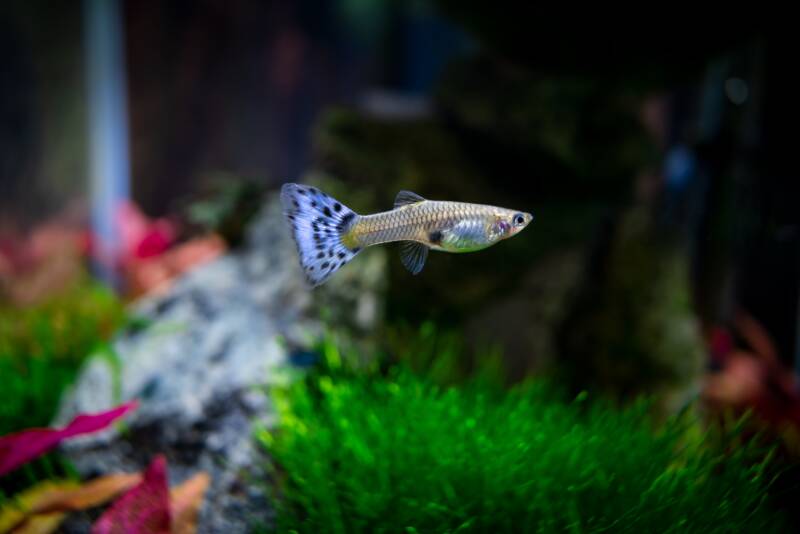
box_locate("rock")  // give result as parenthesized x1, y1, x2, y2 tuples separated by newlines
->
(435, 55, 655, 198)
(557, 203, 705, 414)
(313, 106, 621, 383)
(55, 193, 387, 532)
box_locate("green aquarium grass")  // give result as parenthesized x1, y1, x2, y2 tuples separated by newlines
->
(259, 358, 785, 533)
(0, 280, 125, 436)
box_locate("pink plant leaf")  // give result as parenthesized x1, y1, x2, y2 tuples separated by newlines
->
(92, 455, 171, 534)
(117, 201, 152, 260)
(116, 201, 176, 262)
(0, 401, 138, 477)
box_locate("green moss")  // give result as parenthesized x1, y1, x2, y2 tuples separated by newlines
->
(259, 353, 784, 533)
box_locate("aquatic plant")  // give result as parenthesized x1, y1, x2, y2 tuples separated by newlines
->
(92, 455, 210, 534)
(0, 402, 209, 533)
(0, 279, 125, 437)
(0, 453, 209, 533)
(0, 401, 138, 477)
(0, 280, 126, 500)
(259, 352, 784, 533)
(0, 401, 138, 529)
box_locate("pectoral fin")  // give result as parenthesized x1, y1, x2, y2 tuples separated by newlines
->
(399, 241, 429, 275)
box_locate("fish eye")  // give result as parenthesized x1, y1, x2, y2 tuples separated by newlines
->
(513, 213, 525, 227)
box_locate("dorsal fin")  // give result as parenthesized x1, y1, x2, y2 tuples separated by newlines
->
(394, 190, 426, 208)
(399, 241, 428, 275)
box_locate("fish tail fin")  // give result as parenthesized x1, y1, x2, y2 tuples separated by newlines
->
(280, 183, 361, 287)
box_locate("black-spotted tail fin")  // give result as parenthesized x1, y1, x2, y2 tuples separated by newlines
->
(280, 183, 361, 287)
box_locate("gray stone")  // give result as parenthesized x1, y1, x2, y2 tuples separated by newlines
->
(55, 193, 386, 532)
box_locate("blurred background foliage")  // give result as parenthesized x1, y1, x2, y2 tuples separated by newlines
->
(0, 277, 126, 500)
(0, 276, 126, 436)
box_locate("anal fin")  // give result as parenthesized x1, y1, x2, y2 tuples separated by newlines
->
(399, 241, 429, 275)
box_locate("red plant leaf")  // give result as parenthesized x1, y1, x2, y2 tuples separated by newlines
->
(0, 474, 142, 533)
(734, 309, 779, 365)
(0, 401, 138, 477)
(116, 201, 176, 262)
(135, 222, 174, 259)
(92, 455, 171, 534)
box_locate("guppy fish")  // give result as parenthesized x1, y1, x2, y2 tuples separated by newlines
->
(281, 183, 533, 286)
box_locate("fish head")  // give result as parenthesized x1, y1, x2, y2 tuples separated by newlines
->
(488, 209, 534, 242)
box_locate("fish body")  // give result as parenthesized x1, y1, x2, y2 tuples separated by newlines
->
(350, 198, 526, 252)
(281, 184, 533, 286)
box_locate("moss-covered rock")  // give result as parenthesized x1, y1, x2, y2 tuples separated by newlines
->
(436, 56, 658, 199)
(463, 247, 587, 380)
(559, 203, 705, 412)
(310, 52, 676, 387)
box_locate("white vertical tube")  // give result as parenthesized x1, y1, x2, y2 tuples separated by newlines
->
(84, 0, 130, 287)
